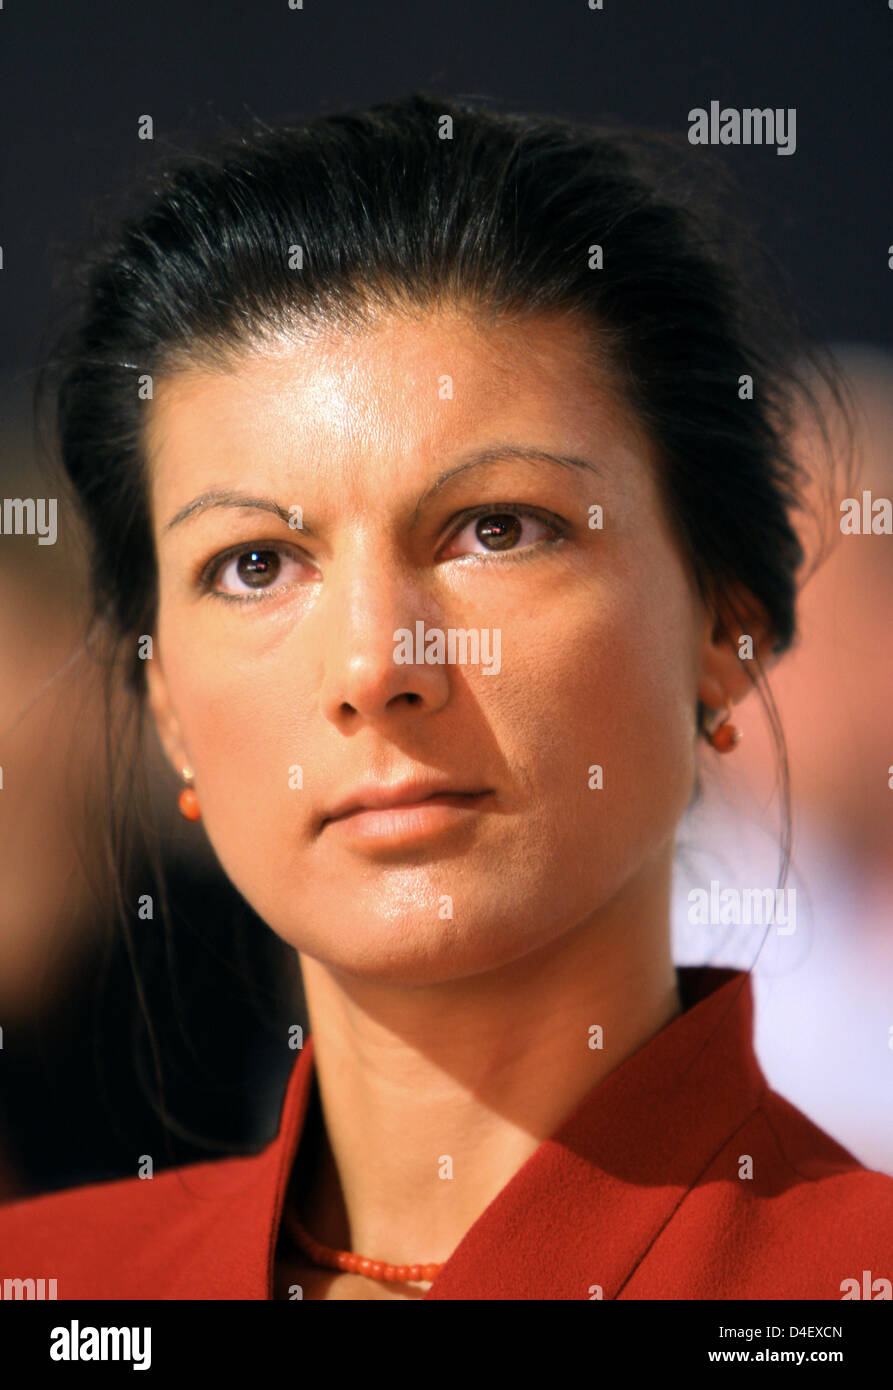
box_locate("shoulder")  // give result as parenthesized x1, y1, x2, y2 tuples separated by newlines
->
(748, 1086, 893, 1232)
(755, 1086, 893, 1182)
(0, 1142, 278, 1299)
(634, 1087, 893, 1299)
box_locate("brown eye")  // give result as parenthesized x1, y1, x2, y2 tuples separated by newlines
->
(208, 545, 305, 597)
(236, 549, 281, 587)
(441, 508, 559, 561)
(475, 514, 523, 550)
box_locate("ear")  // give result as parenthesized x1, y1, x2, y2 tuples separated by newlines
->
(696, 584, 780, 714)
(144, 646, 192, 779)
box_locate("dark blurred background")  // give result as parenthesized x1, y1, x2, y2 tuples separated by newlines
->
(1, 0, 891, 370)
(1, 0, 891, 1200)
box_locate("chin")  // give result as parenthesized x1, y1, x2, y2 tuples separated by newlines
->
(283, 890, 572, 986)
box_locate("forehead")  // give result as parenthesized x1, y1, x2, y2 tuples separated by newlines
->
(143, 305, 648, 499)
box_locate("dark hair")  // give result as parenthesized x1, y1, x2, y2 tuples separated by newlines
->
(34, 88, 854, 1153)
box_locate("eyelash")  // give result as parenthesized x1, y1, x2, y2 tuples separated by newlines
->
(196, 503, 569, 604)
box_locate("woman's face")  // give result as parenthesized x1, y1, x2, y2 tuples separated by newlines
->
(145, 305, 726, 983)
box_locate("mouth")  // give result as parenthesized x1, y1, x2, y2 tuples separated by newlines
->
(320, 787, 494, 847)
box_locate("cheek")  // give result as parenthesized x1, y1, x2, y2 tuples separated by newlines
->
(506, 568, 698, 862)
(159, 624, 314, 850)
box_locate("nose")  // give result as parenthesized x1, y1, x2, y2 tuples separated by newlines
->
(317, 550, 451, 726)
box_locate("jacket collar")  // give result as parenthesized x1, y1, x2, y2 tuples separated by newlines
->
(261, 965, 765, 1298)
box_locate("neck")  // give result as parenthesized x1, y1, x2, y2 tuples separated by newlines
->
(291, 853, 682, 1268)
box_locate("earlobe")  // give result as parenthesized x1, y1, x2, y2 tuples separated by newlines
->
(699, 700, 744, 752)
(144, 649, 191, 779)
(696, 587, 776, 714)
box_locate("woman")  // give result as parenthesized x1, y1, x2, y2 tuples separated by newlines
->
(2, 90, 891, 1301)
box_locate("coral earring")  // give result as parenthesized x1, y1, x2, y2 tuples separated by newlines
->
(178, 787, 201, 820)
(709, 722, 742, 753)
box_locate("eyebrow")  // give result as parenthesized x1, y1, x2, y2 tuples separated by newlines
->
(164, 491, 305, 534)
(163, 444, 602, 535)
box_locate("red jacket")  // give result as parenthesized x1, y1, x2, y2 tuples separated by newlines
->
(1, 966, 891, 1299)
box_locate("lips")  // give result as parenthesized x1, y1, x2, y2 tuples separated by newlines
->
(321, 781, 491, 830)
